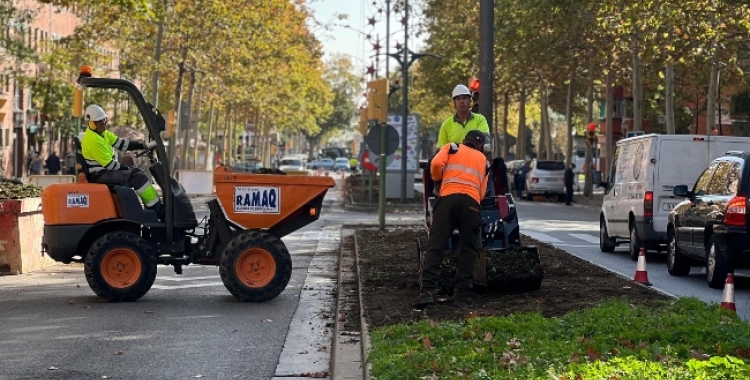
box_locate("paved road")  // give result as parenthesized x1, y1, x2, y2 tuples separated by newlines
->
(0, 179, 421, 380)
(514, 199, 750, 321)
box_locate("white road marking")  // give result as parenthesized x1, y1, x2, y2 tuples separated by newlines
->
(569, 233, 600, 244)
(522, 231, 563, 244)
(151, 282, 225, 290)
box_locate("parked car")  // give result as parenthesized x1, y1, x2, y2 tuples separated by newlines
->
(522, 160, 566, 201)
(599, 134, 750, 261)
(334, 157, 350, 171)
(231, 159, 264, 173)
(278, 157, 307, 175)
(308, 158, 335, 170)
(667, 151, 750, 288)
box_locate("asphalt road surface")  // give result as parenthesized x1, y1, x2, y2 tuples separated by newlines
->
(514, 198, 750, 321)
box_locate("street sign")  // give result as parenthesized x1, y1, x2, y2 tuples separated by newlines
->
(626, 131, 645, 138)
(366, 123, 400, 155)
(360, 150, 378, 171)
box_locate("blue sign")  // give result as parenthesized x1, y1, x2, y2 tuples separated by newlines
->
(67, 194, 89, 208)
(234, 186, 280, 214)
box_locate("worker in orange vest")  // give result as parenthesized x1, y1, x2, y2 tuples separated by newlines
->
(415, 130, 490, 309)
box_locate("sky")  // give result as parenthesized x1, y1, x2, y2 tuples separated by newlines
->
(308, 0, 424, 78)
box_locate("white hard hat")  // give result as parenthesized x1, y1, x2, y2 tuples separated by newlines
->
(451, 84, 471, 99)
(84, 104, 107, 122)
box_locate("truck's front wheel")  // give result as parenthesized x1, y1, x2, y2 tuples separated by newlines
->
(84, 232, 157, 302)
(220, 231, 292, 302)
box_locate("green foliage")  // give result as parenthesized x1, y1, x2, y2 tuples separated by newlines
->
(367, 298, 750, 379)
(0, 178, 42, 199)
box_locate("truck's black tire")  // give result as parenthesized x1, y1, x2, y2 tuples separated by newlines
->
(220, 231, 292, 302)
(667, 228, 691, 276)
(599, 218, 616, 253)
(84, 232, 157, 302)
(706, 235, 731, 289)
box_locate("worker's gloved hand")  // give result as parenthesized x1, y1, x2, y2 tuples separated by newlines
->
(146, 140, 157, 150)
(433, 181, 441, 197)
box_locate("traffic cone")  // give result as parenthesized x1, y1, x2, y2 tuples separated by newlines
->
(633, 248, 652, 286)
(720, 273, 736, 312)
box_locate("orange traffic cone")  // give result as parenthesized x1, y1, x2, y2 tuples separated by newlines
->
(720, 273, 736, 312)
(633, 248, 652, 286)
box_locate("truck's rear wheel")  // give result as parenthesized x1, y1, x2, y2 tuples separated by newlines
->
(84, 232, 157, 302)
(220, 231, 292, 302)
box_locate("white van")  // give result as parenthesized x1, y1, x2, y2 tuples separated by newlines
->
(599, 134, 750, 260)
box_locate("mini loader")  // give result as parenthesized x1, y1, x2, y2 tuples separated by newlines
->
(418, 157, 543, 295)
(41, 67, 335, 302)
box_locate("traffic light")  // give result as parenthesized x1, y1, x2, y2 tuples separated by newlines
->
(586, 123, 597, 145)
(468, 78, 480, 113)
(366, 78, 389, 123)
(359, 107, 368, 135)
(166, 109, 176, 138)
(72, 87, 83, 118)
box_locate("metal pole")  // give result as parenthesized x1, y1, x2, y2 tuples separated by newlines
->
(478, 0, 494, 131)
(400, 0, 408, 203)
(379, 123, 387, 229)
(385, 0, 390, 79)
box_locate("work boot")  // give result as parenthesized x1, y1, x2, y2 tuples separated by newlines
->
(453, 292, 474, 308)
(413, 291, 435, 310)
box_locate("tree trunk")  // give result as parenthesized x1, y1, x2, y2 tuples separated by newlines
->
(502, 92, 509, 161)
(706, 52, 720, 135)
(180, 70, 197, 169)
(540, 84, 552, 160)
(170, 52, 187, 173)
(632, 39, 643, 132)
(191, 82, 204, 169)
(665, 63, 675, 134)
(565, 69, 574, 167)
(203, 99, 214, 170)
(518, 83, 526, 160)
(584, 70, 594, 198)
(605, 60, 614, 183)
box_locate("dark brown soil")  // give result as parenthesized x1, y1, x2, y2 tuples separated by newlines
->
(355, 227, 670, 328)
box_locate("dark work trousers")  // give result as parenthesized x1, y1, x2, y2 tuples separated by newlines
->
(422, 193, 482, 296)
(565, 184, 574, 205)
(94, 168, 150, 189)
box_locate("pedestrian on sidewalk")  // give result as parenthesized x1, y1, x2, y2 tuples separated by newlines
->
(415, 130, 489, 310)
(45, 152, 61, 175)
(564, 163, 576, 206)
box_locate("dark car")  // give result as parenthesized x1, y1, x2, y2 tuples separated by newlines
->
(231, 159, 264, 173)
(667, 151, 750, 288)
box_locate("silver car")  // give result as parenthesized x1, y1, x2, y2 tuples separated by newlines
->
(522, 160, 566, 200)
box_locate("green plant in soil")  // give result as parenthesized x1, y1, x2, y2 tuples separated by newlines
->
(367, 298, 750, 379)
(0, 178, 43, 199)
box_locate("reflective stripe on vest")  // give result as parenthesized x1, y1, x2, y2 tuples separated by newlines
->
(443, 163, 482, 190)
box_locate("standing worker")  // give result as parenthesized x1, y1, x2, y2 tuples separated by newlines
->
(436, 84, 490, 148)
(80, 104, 164, 220)
(415, 130, 490, 309)
(564, 163, 576, 206)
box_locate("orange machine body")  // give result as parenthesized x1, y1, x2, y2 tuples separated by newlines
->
(42, 183, 120, 225)
(214, 166, 335, 230)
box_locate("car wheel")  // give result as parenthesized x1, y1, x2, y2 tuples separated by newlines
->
(599, 218, 616, 253)
(629, 225, 642, 261)
(666, 228, 690, 276)
(706, 235, 732, 289)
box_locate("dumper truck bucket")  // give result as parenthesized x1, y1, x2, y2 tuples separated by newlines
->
(214, 166, 335, 237)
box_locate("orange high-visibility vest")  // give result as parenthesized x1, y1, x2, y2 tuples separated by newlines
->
(431, 143, 489, 204)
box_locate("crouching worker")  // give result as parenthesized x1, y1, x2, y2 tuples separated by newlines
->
(81, 104, 164, 220)
(415, 130, 489, 309)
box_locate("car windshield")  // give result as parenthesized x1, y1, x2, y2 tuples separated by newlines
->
(280, 159, 302, 166)
(336, 158, 348, 163)
(536, 161, 565, 171)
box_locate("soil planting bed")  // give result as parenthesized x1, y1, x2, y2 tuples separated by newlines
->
(354, 227, 670, 329)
